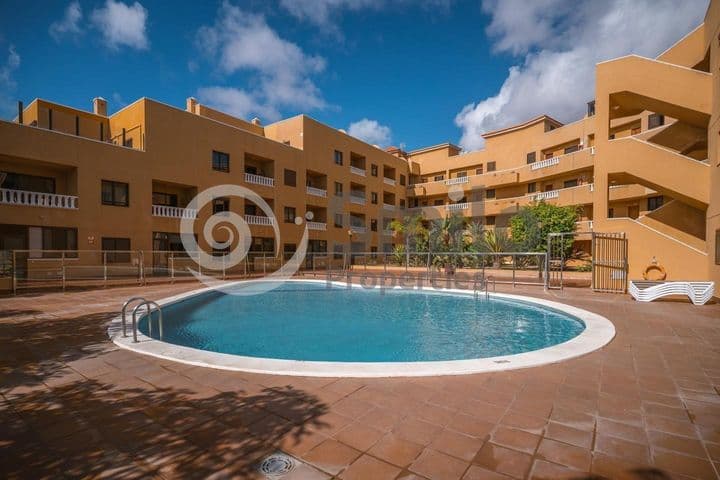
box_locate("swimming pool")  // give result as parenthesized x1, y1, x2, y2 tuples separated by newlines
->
(110, 280, 615, 376)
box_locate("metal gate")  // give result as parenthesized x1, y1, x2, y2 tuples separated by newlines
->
(591, 232, 628, 293)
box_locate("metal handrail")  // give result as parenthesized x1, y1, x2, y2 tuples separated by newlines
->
(131, 300, 163, 343)
(121, 296, 148, 337)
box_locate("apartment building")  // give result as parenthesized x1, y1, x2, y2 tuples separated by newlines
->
(0, 1, 718, 289)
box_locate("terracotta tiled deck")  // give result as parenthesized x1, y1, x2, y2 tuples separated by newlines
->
(1, 280, 719, 479)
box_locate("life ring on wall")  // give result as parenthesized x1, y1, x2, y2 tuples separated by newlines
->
(643, 263, 667, 281)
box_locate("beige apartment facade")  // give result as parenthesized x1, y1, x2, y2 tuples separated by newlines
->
(0, 0, 719, 290)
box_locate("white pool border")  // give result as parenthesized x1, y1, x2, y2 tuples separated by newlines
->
(108, 279, 616, 378)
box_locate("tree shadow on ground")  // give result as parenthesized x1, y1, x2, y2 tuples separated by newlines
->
(1, 378, 328, 479)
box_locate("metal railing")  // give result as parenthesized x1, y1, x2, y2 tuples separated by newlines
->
(131, 300, 162, 343)
(0, 188, 78, 209)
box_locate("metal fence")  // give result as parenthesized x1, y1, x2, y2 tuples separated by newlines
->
(1, 249, 549, 294)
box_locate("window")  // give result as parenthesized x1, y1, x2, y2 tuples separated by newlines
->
(370, 246, 378, 257)
(212, 150, 230, 172)
(457, 171, 467, 178)
(487, 161, 496, 172)
(152, 192, 177, 207)
(608, 208, 614, 218)
(284, 243, 296, 253)
(476, 166, 483, 175)
(101, 180, 129, 207)
(715, 230, 720, 265)
(2, 172, 55, 193)
(371, 219, 378, 232)
(334, 182, 343, 197)
(526, 152, 536, 164)
(434, 199, 444, 206)
(545, 152, 554, 159)
(333, 244, 344, 259)
(371, 192, 378, 204)
(433, 175, 445, 181)
(399, 199, 405, 209)
(213, 198, 229, 214)
(250, 237, 274, 252)
(102, 237, 131, 263)
(153, 232, 183, 252)
(284, 169, 296, 187)
(334, 213, 343, 228)
(371, 164, 378, 176)
(587, 100, 595, 117)
(334, 150, 343, 165)
(647, 196, 664, 211)
(486, 216, 495, 226)
(399, 174, 406, 186)
(648, 113, 665, 129)
(564, 145, 580, 155)
(564, 179, 579, 188)
(284, 206, 296, 223)
(485, 189, 496, 199)
(527, 183, 536, 193)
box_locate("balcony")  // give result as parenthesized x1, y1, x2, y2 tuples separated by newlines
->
(307, 221, 327, 231)
(383, 203, 395, 211)
(533, 190, 560, 201)
(245, 173, 274, 187)
(245, 215, 274, 226)
(446, 202, 469, 211)
(350, 166, 366, 177)
(152, 205, 197, 219)
(350, 225, 367, 234)
(0, 188, 78, 209)
(306, 186, 327, 197)
(445, 176, 469, 185)
(383, 177, 396, 186)
(350, 191, 366, 205)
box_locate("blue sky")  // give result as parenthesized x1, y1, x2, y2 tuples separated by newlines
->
(0, 0, 708, 151)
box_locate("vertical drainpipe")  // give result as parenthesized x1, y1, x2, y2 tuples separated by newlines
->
(48, 109, 53, 130)
(75, 116, 80, 136)
(17, 101, 23, 124)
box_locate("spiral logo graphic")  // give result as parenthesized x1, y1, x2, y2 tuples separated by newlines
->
(179, 184, 308, 295)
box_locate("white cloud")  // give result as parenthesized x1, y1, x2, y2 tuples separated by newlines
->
(195, 2, 328, 121)
(347, 118, 392, 146)
(0, 45, 20, 118)
(455, 0, 707, 150)
(196, 86, 280, 122)
(90, 0, 149, 51)
(49, 1, 83, 41)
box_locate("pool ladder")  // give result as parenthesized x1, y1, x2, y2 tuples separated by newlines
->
(121, 296, 164, 343)
(473, 274, 494, 300)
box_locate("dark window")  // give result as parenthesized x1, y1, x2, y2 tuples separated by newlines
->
(101, 180, 129, 207)
(587, 100, 595, 117)
(648, 113, 665, 129)
(334, 182, 343, 197)
(486, 216, 495, 226)
(42, 227, 77, 251)
(284, 206, 296, 223)
(457, 171, 467, 178)
(244, 203, 257, 216)
(371, 219, 378, 232)
(371, 164, 378, 176)
(213, 198, 229, 213)
(485, 189, 496, 199)
(564, 179, 579, 188)
(527, 183, 536, 193)
(334, 213, 343, 228)
(250, 237, 274, 252)
(399, 199, 405, 209)
(153, 232, 184, 252)
(2, 172, 55, 193)
(715, 230, 720, 265)
(152, 192, 178, 207)
(284, 169, 296, 187)
(434, 199, 444, 206)
(487, 161, 496, 172)
(284, 243, 296, 253)
(476, 166, 483, 175)
(647, 196, 664, 211)
(212, 150, 230, 172)
(333, 244, 344, 259)
(399, 174, 406, 186)
(526, 152, 536, 164)
(334, 150, 343, 165)
(564, 145, 580, 155)
(102, 237, 131, 263)
(608, 208, 614, 218)
(433, 174, 444, 181)
(371, 192, 378, 204)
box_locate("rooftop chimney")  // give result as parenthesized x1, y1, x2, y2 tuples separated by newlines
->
(93, 97, 107, 116)
(186, 97, 198, 114)
(251, 117, 261, 126)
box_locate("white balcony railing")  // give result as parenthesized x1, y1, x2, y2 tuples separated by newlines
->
(383, 177, 396, 186)
(445, 176, 469, 185)
(152, 204, 197, 219)
(350, 225, 367, 234)
(530, 157, 561, 171)
(350, 166, 366, 177)
(350, 195, 366, 205)
(533, 190, 561, 200)
(0, 188, 78, 209)
(245, 172, 274, 187)
(307, 221, 327, 231)
(306, 186, 327, 197)
(245, 215, 274, 226)
(383, 203, 395, 211)
(445, 202, 469, 211)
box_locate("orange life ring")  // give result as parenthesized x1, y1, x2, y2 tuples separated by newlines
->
(643, 263, 667, 281)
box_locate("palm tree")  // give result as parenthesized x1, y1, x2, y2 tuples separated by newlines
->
(389, 213, 427, 267)
(428, 213, 466, 270)
(476, 228, 515, 268)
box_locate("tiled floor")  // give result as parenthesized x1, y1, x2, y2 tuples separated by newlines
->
(0, 280, 719, 479)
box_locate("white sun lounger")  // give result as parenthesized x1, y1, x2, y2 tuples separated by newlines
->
(629, 281, 715, 306)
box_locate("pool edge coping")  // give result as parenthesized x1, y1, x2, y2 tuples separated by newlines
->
(107, 279, 616, 378)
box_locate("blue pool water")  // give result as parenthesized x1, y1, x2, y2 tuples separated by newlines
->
(139, 281, 585, 362)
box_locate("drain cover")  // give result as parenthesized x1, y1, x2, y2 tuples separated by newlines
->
(259, 453, 296, 477)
